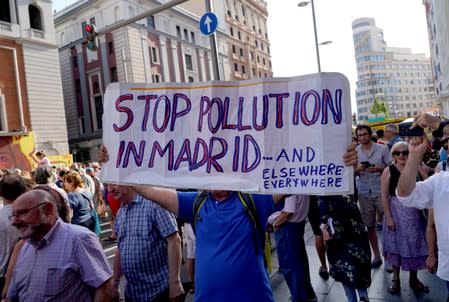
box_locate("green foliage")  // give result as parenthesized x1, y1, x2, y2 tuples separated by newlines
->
(370, 97, 389, 118)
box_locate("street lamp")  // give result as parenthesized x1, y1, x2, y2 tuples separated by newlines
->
(298, 0, 328, 73)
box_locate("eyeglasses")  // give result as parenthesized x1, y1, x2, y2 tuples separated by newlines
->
(392, 150, 409, 156)
(9, 202, 47, 221)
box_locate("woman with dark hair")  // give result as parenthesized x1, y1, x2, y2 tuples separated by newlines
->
(63, 171, 95, 232)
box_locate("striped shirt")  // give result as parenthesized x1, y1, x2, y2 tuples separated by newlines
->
(7, 219, 112, 302)
(115, 194, 178, 302)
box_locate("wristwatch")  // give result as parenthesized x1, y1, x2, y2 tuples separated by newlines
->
(432, 120, 449, 138)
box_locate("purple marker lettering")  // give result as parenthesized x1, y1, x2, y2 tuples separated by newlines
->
(252, 95, 269, 131)
(153, 95, 170, 132)
(171, 93, 191, 131)
(113, 94, 134, 132)
(137, 94, 158, 131)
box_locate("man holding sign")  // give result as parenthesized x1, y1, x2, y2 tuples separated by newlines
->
(99, 74, 357, 302)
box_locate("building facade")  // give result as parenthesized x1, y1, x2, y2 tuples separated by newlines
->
(225, 0, 273, 80)
(0, 0, 69, 170)
(423, 0, 449, 117)
(54, 0, 232, 161)
(352, 17, 436, 122)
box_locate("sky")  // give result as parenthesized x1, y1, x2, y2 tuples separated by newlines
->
(267, 0, 430, 112)
(53, 0, 431, 113)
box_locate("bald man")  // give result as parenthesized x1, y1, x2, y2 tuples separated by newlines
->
(5, 190, 117, 302)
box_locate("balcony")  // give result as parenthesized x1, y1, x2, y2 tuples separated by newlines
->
(0, 21, 11, 31)
(29, 28, 45, 39)
(0, 21, 20, 38)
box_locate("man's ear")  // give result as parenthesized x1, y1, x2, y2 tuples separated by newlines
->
(42, 202, 56, 217)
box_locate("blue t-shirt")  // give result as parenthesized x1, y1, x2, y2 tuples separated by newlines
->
(68, 192, 92, 224)
(177, 191, 276, 302)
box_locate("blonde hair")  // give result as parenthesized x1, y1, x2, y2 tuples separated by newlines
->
(391, 141, 408, 155)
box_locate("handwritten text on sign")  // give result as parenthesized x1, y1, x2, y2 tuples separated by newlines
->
(101, 73, 353, 194)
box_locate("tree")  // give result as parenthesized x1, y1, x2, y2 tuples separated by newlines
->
(370, 97, 389, 118)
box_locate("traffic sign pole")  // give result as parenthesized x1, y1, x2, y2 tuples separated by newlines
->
(204, 0, 220, 80)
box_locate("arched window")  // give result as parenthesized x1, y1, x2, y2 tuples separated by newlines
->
(29, 4, 43, 30)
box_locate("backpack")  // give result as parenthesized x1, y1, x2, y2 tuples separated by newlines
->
(192, 191, 272, 274)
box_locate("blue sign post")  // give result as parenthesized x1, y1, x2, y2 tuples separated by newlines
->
(199, 12, 218, 36)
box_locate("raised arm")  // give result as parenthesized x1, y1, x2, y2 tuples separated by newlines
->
(397, 136, 427, 197)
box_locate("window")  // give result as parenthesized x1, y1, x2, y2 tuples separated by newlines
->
(29, 4, 43, 30)
(240, 48, 243, 56)
(188, 76, 194, 82)
(93, 95, 103, 130)
(184, 29, 188, 41)
(250, 51, 254, 60)
(152, 74, 160, 83)
(234, 63, 238, 71)
(252, 68, 256, 76)
(176, 26, 181, 38)
(150, 46, 159, 63)
(72, 56, 78, 68)
(230, 27, 234, 36)
(0, 0, 11, 23)
(238, 31, 241, 40)
(232, 45, 236, 53)
(191, 32, 195, 43)
(242, 65, 245, 74)
(185, 54, 193, 71)
(89, 74, 103, 131)
(110, 67, 118, 82)
(108, 42, 114, 54)
(147, 16, 155, 29)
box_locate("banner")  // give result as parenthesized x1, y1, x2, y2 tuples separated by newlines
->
(101, 73, 354, 194)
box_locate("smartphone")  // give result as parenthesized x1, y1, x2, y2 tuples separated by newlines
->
(399, 121, 424, 137)
(360, 161, 372, 167)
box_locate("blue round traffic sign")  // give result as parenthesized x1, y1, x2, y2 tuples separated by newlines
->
(199, 12, 218, 36)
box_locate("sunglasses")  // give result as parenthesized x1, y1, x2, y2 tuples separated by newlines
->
(392, 150, 409, 156)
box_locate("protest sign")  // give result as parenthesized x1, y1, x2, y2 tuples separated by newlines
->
(101, 73, 354, 194)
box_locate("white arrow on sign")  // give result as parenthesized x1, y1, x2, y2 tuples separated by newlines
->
(204, 15, 212, 33)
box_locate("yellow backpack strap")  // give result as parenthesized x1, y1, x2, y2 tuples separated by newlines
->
(238, 192, 264, 254)
(192, 191, 208, 233)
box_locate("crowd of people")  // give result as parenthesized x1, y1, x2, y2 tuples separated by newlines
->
(0, 113, 448, 302)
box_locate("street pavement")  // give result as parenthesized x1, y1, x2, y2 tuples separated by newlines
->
(99, 217, 448, 302)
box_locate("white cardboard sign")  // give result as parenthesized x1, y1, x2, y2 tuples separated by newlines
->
(101, 73, 354, 194)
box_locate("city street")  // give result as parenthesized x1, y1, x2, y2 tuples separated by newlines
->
(99, 217, 448, 302)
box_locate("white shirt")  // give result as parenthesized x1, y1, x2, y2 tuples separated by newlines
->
(396, 171, 449, 281)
